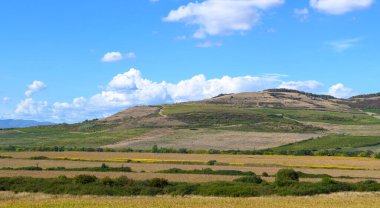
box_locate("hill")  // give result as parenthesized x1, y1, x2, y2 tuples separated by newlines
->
(0, 119, 54, 129)
(0, 89, 380, 152)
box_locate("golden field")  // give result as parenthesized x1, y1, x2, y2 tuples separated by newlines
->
(2, 152, 380, 183)
(1, 192, 380, 208)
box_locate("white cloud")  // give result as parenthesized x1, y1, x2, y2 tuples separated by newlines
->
(278, 80, 323, 92)
(163, 0, 284, 38)
(310, 0, 373, 15)
(327, 38, 363, 52)
(25, 81, 47, 97)
(101, 52, 136, 63)
(294, 8, 309, 21)
(15, 98, 48, 115)
(12, 68, 341, 123)
(196, 41, 223, 48)
(328, 83, 353, 98)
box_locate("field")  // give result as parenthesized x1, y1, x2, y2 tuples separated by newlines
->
(1, 192, 380, 208)
(271, 134, 380, 153)
(2, 152, 380, 183)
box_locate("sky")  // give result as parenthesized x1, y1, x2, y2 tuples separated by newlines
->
(0, 0, 379, 123)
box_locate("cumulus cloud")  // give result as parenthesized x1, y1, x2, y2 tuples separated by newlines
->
(101, 52, 136, 63)
(163, 0, 284, 38)
(15, 98, 48, 115)
(327, 38, 363, 52)
(328, 83, 353, 98)
(278, 80, 323, 92)
(25, 81, 47, 97)
(310, 0, 373, 15)
(13, 68, 343, 123)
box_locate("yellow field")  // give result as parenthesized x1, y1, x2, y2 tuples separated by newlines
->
(1, 192, 380, 208)
(2, 152, 380, 183)
(5, 152, 380, 170)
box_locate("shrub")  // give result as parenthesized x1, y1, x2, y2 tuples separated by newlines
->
(30, 156, 48, 160)
(74, 175, 97, 184)
(275, 169, 299, 186)
(262, 172, 269, 177)
(206, 160, 217, 166)
(321, 177, 337, 184)
(101, 177, 115, 186)
(234, 175, 263, 184)
(100, 163, 109, 169)
(150, 178, 169, 188)
(114, 176, 133, 186)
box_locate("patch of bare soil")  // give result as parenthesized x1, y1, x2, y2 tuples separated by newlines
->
(102, 106, 160, 122)
(304, 122, 380, 136)
(102, 128, 175, 149)
(122, 129, 320, 150)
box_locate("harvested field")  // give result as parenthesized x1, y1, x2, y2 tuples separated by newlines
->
(1, 192, 380, 208)
(307, 122, 380, 136)
(5, 152, 380, 170)
(2, 158, 380, 179)
(106, 128, 320, 150)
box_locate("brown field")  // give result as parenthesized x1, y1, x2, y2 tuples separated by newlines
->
(103, 128, 320, 150)
(1, 191, 380, 208)
(2, 158, 380, 179)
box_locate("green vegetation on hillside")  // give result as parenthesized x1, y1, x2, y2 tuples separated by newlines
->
(0, 126, 150, 148)
(251, 109, 380, 125)
(163, 104, 323, 132)
(271, 134, 380, 154)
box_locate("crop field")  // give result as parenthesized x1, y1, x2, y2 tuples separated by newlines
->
(1, 192, 380, 208)
(271, 134, 380, 152)
(0, 127, 150, 148)
(251, 108, 380, 125)
(2, 152, 380, 183)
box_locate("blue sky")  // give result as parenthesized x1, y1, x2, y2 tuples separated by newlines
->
(0, 0, 379, 123)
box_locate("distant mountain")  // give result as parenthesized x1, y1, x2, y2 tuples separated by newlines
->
(0, 119, 55, 129)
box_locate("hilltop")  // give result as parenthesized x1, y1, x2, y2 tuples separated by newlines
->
(1, 89, 380, 153)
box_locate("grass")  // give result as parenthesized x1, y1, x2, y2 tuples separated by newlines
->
(364, 109, 380, 115)
(163, 104, 323, 132)
(251, 108, 380, 125)
(0, 127, 150, 148)
(271, 134, 380, 152)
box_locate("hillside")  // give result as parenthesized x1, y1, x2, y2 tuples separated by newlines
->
(1, 89, 380, 152)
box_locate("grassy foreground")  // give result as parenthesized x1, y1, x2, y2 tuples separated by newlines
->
(0, 192, 380, 208)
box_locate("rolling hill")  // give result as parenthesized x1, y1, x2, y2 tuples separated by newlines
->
(0, 89, 379, 153)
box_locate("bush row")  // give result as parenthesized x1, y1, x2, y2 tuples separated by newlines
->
(0, 169, 379, 197)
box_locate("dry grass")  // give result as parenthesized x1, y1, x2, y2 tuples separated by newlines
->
(2, 158, 380, 179)
(120, 128, 319, 150)
(6, 152, 380, 170)
(1, 192, 380, 208)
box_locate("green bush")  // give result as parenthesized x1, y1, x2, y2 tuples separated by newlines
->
(206, 160, 217, 166)
(30, 156, 48, 160)
(234, 175, 263, 184)
(101, 177, 115, 186)
(74, 175, 97, 184)
(150, 178, 169, 188)
(275, 169, 299, 186)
